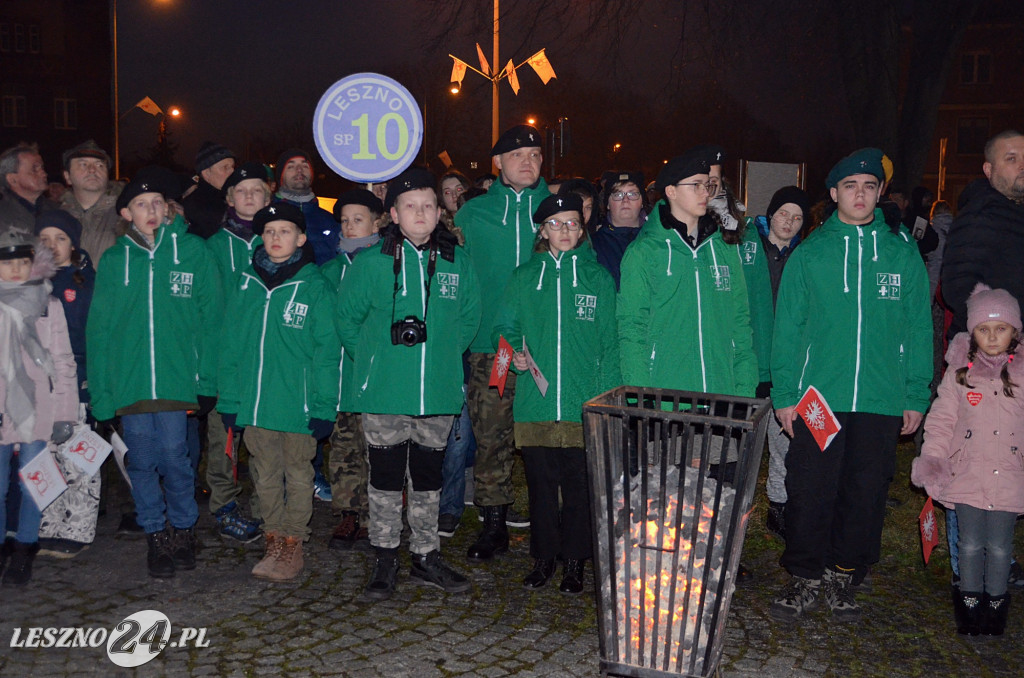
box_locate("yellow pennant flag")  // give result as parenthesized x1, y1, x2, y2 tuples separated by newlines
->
(527, 49, 556, 84)
(449, 57, 467, 87)
(438, 150, 453, 168)
(135, 96, 163, 116)
(505, 60, 520, 95)
(475, 43, 492, 76)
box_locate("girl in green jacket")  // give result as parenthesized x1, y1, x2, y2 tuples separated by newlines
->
(492, 194, 620, 594)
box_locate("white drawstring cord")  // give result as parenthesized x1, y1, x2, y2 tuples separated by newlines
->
(665, 239, 673, 276)
(536, 260, 546, 290)
(571, 255, 578, 288)
(843, 236, 850, 293)
(171, 233, 180, 264)
(123, 245, 130, 286)
(872, 230, 878, 262)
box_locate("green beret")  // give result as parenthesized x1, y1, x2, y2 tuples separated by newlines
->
(826, 148, 886, 189)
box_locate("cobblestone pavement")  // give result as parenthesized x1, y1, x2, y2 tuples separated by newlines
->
(1, 496, 1021, 677)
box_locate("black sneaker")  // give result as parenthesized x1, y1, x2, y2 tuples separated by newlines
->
(37, 538, 88, 559)
(766, 501, 786, 540)
(118, 512, 145, 534)
(1, 541, 39, 587)
(410, 550, 472, 593)
(364, 548, 399, 601)
(822, 569, 861, 622)
(170, 527, 197, 571)
(146, 530, 175, 579)
(438, 513, 461, 538)
(1007, 560, 1024, 587)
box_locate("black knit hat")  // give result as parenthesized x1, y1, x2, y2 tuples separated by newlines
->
(0, 230, 35, 261)
(491, 125, 543, 156)
(385, 167, 436, 210)
(656, 150, 711, 193)
(34, 210, 83, 249)
(224, 162, 271, 192)
(766, 186, 811, 224)
(533, 193, 583, 224)
(333, 189, 384, 221)
(116, 166, 179, 212)
(275, 148, 313, 182)
(195, 141, 235, 174)
(253, 202, 306, 235)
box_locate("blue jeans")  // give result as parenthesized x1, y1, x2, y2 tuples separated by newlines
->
(186, 414, 201, 473)
(946, 507, 959, 577)
(439, 401, 476, 518)
(956, 504, 1016, 596)
(0, 440, 48, 543)
(122, 411, 198, 534)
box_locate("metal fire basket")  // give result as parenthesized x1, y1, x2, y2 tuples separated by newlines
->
(583, 387, 770, 678)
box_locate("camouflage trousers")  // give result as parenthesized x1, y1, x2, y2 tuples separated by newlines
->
(362, 413, 452, 554)
(467, 352, 517, 507)
(245, 426, 314, 540)
(206, 409, 261, 519)
(327, 412, 368, 520)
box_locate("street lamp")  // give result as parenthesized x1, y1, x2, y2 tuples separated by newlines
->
(527, 117, 537, 126)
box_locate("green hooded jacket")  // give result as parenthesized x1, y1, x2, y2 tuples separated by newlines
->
(321, 252, 357, 413)
(492, 246, 620, 425)
(454, 177, 550, 353)
(617, 202, 757, 397)
(770, 208, 932, 415)
(739, 220, 775, 382)
(336, 234, 481, 416)
(207, 228, 261, 287)
(86, 215, 222, 420)
(217, 257, 340, 433)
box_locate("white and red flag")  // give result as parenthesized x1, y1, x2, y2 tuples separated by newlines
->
(796, 385, 841, 451)
(919, 497, 939, 565)
(489, 335, 515, 397)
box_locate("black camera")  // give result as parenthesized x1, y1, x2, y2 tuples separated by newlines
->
(391, 315, 428, 346)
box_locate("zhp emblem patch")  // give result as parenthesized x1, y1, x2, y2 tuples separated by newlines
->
(877, 273, 900, 300)
(575, 294, 596, 321)
(437, 272, 460, 300)
(710, 265, 731, 291)
(282, 302, 308, 329)
(170, 272, 193, 298)
(741, 242, 758, 265)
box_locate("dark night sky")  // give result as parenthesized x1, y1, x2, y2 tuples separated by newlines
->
(117, 0, 852, 188)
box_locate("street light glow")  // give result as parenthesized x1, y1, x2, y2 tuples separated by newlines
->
(527, 117, 537, 125)
(169, 106, 182, 117)
(450, 85, 460, 94)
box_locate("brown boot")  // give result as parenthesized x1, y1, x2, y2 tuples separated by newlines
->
(252, 532, 283, 579)
(267, 536, 304, 581)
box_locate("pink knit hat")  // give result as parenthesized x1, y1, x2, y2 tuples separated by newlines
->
(967, 283, 1022, 332)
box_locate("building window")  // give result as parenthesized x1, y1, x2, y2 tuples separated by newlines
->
(13, 23, 24, 53)
(957, 117, 990, 155)
(2, 95, 27, 128)
(0, 24, 10, 53)
(28, 25, 40, 53)
(960, 51, 992, 85)
(54, 98, 77, 130)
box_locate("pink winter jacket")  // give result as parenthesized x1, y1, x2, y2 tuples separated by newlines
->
(0, 255, 79, 445)
(911, 332, 1024, 514)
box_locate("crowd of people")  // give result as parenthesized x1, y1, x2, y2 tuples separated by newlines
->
(0, 125, 1022, 638)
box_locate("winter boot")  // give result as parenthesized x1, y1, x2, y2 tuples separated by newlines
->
(466, 505, 509, 562)
(822, 568, 861, 622)
(980, 592, 1011, 636)
(559, 559, 586, 595)
(523, 558, 557, 589)
(364, 547, 400, 600)
(955, 590, 983, 636)
(266, 536, 303, 582)
(1, 541, 39, 587)
(766, 501, 786, 540)
(170, 526, 197, 571)
(146, 529, 176, 579)
(252, 532, 284, 579)
(329, 511, 362, 550)
(410, 550, 471, 593)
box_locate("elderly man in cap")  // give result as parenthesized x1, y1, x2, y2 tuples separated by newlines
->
(769, 148, 930, 623)
(0, 143, 58, 236)
(454, 124, 550, 562)
(273, 148, 338, 266)
(182, 142, 236, 240)
(591, 170, 646, 289)
(59, 140, 123, 263)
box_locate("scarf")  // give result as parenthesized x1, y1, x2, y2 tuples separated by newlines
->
(0, 278, 55, 440)
(223, 208, 256, 243)
(338, 232, 379, 255)
(277, 188, 316, 204)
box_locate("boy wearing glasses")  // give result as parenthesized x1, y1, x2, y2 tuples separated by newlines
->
(617, 148, 757, 398)
(591, 170, 646, 289)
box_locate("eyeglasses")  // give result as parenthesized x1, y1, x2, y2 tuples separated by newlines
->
(774, 209, 803, 225)
(543, 218, 581, 232)
(610, 190, 642, 202)
(674, 182, 713, 195)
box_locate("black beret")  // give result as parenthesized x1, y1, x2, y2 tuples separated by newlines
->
(557, 177, 598, 202)
(491, 125, 543, 156)
(656, 150, 711, 193)
(35, 210, 83, 249)
(224, 162, 271, 191)
(253, 202, 306, 235)
(385, 167, 436, 210)
(825, 148, 886, 189)
(195, 141, 235, 174)
(689, 144, 726, 167)
(533, 193, 583, 224)
(116, 166, 179, 212)
(333, 189, 384, 221)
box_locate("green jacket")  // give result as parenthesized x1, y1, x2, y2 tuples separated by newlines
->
(454, 177, 550, 353)
(321, 252, 357, 412)
(336, 235, 481, 416)
(739, 220, 775, 382)
(86, 215, 222, 420)
(770, 209, 932, 415)
(218, 258, 340, 433)
(492, 247, 620, 425)
(207, 228, 261, 288)
(617, 202, 757, 397)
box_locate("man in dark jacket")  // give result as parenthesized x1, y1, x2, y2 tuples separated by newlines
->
(942, 130, 1024, 337)
(273, 149, 339, 266)
(182, 141, 236, 240)
(0, 144, 57, 236)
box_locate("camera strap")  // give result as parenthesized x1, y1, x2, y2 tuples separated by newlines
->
(390, 237, 439, 327)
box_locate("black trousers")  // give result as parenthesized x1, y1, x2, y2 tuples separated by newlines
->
(521, 446, 593, 560)
(781, 412, 901, 580)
